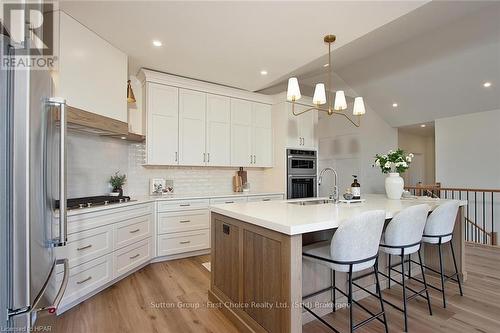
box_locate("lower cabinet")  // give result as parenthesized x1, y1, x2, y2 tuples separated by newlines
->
(114, 238, 152, 276)
(56, 254, 113, 308)
(157, 230, 210, 256)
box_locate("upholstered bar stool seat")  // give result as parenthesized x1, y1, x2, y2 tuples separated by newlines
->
(302, 210, 388, 333)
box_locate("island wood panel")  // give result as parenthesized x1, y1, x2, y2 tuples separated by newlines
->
(214, 219, 240, 301)
(423, 207, 467, 280)
(210, 213, 303, 333)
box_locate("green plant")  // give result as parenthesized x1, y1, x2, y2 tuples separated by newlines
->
(109, 171, 127, 190)
(374, 149, 413, 174)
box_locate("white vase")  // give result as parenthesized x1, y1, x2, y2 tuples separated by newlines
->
(385, 172, 404, 199)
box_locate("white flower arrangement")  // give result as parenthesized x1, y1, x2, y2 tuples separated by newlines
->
(374, 149, 413, 174)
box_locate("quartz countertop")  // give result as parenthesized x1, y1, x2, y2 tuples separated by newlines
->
(209, 194, 467, 235)
(65, 191, 284, 216)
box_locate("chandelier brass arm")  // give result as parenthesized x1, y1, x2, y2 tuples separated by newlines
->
(290, 101, 361, 127)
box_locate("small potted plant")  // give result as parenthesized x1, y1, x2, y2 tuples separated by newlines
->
(374, 149, 413, 199)
(109, 171, 127, 196)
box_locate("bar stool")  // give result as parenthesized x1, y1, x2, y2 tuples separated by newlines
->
(412, 200, 463, 308)
(302, 210, 388, 333)
(354, 204, 432, 332)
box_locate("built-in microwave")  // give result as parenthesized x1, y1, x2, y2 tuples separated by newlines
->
(287, 149, 317, 175)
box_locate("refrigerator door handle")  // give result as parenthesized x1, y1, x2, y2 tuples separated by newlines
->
(48, 98, 68, 246)
(33, 258, 70, 315)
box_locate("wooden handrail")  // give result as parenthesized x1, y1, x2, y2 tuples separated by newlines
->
(405, 185, 500, 193)
(465, 217, 491, 238)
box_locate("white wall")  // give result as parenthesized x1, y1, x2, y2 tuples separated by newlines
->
(435, 109, 500, 188)
(67, 132, 276, 198)
(398, 131, 435, 185)
(318, 104, 398, 196)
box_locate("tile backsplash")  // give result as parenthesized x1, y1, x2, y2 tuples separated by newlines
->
(67, 132, 276, 198)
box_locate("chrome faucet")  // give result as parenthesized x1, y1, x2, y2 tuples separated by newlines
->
(318, 167, 339, 202)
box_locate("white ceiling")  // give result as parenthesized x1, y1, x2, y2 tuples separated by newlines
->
(272, 1, 500, 127)
(60, 0, 427, 92)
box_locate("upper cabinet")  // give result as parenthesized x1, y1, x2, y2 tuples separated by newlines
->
(55, 11, 127, 122)
(230, 99, 253, 166)
(139, 70, 273, 168)
(144, 83, 179, 165)
(285, 102, 318, 150)
(251, 103, 273, 167)
(179, 89, 206, 166)
(206, 95, 231, 166)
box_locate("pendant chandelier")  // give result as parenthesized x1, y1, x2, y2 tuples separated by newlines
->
(286, 34, 366, 127)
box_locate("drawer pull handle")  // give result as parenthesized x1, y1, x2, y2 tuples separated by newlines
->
(180, 204, 191, 207)
(77, 244, 92, 251)
(179, 220, 191, 223)
(262, 198, 271, 201)
(76, 276, 92, 285)
(225, 201, 234, 204)
(129, 254, 140, 260)
(129, 229, 140, 234)
(179, 241, 191, 245)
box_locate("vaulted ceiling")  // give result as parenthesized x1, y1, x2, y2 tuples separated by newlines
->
(262, 1, 500, 127)
(60, 0, 426, 92)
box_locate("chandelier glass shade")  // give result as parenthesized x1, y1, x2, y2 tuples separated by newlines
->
(286, 34, 366, 127)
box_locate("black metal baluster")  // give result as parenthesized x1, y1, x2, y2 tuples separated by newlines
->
(475, 192, 478, 243)
(466, 192, 470, 242)
(483, 192, 486, 244)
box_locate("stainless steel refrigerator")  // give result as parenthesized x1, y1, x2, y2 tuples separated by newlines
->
(1, 30, 69, 330)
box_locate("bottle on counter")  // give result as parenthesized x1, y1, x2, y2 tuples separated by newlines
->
(351, 175, 361, 200)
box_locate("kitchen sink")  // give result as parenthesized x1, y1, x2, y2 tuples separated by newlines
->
(289, 199, 336, 205)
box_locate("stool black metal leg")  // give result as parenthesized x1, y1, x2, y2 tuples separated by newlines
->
(450, 241, 464, 296)
(348, 266, 354, 333)
(438, 242, 447, 308)
(408, 253, 412, 279)
(374, 259, 389, 333)
(418, 249, 433, 315)
(388, 254, 391, 289)
(331, 269, 336, 312)
(400, 254, 408, 332)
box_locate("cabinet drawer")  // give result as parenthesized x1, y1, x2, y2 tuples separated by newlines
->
(247, 195, 283, 202)
(114, 238, 151, 277)
(209, 196, 247, 205)
(57, 254, 113, 307)
(157, 199, 209, 212)
(157, 230, 210, 256)
(56, 225, 113, 270)
(158, 209, 209, 234)
(114, 214, 152, 249)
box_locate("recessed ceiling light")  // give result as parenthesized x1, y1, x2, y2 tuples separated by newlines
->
(260, 70, 268, 76)
(323, 63, 329, 67)
(420, 124, 426, 128)
(152, 40, 162, 47)
(392, 103, 398, 108)
(483, 82, 492, 88)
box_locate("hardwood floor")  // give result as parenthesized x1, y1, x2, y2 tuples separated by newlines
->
(55, 246, 500, 333)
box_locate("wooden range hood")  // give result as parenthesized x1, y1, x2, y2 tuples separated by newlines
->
(55, 105, 145, 142)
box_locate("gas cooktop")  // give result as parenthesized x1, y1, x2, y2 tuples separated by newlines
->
(55, 195, 134, 210)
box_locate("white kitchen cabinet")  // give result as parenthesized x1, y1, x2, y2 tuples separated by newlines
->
(231, 99, 273, 167)
(230, 99, 253, 166)
(252, 103, 273, 167)
(56, 12, 127, 121)
(145, 83, 179, 165)
(206, 94, 231, 166)
(286, 102, 317, 149)
(179, 89, 206, 165)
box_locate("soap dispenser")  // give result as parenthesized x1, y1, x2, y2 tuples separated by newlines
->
(351, 175, 361, 200)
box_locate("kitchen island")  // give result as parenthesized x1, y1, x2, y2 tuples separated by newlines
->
(209, 194, 467, 333)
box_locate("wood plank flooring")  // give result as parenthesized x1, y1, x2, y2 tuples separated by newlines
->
(55, 245, 500, 333)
